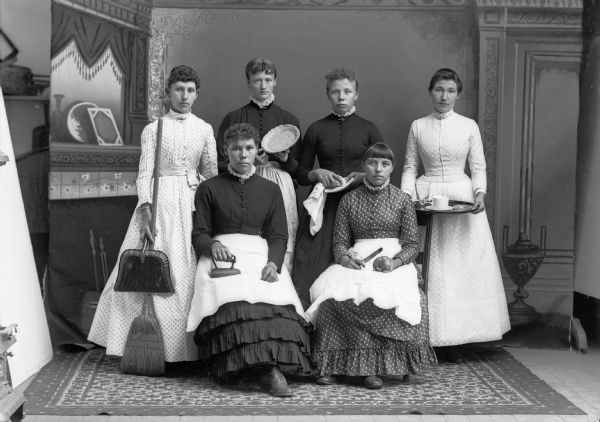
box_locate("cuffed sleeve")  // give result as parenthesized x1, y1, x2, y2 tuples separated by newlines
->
(468, 120, 487, 195)
(400, 121, 419, 200)
(192, 184, 218, 259)
(332, 196, 353, 263)
(135, 121, 157, 207)
(264, 186, 288, 272)
(295, 124, 318, 186)
(393, 194, 419, 265)
(199, 124, 218, 180)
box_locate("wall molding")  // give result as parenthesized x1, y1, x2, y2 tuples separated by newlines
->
(518, 48, 581, 237)
(53, 0, 152, 32)
(151, 0, 471, 10)
(476, 0, 581, 8)
(479, 35, 501, 232)
(50, 143, 140, 171)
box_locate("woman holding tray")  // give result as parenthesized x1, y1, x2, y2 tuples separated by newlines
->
(308, 142, 436, 389)
(400, 68, 510, 349)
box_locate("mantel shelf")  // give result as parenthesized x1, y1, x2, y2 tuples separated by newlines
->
(50, 142, 141, 171)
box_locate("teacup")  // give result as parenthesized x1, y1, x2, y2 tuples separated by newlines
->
(432, 195, 449, 210)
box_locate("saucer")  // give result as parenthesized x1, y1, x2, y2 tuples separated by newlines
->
(426, 205, 453, 211)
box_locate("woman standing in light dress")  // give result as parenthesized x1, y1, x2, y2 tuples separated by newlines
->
(400, 68, 510, 348)
(88, 65, 218, 362)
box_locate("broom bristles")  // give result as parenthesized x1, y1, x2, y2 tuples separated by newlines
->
(121, 295, 165, 376)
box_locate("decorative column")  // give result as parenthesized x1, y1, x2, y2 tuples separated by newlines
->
(476, 0, 583, 325)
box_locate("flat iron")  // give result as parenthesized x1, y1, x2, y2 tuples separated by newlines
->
(210, 255, 241, 278)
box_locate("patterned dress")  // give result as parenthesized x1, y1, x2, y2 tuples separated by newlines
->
(291, 112, 383, 308)
(88, 109, 218, 362)
(401, 109, 510, 346)
(310, 183, 437, 377)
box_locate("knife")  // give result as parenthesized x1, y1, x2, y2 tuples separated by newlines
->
(362, 247, 383, 264)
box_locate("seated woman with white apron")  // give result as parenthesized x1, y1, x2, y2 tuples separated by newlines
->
(306, 142, 437, 390)
(187, 123, 312, 397)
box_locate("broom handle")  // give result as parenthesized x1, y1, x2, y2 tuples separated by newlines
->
(149, 118, 163, 251)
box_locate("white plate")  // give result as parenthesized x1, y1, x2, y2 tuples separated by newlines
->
(324, 178, 353, 193)
(261, 124, 300, 153)
(426, 205, 453, 211)
(66, 101, 98, 143)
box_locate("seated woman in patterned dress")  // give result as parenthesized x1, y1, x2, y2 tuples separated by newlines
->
(186, 123, 312, 397)
(306, 142, 437, 390)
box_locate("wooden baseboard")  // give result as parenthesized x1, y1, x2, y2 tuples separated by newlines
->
(573, 291, 600, 343)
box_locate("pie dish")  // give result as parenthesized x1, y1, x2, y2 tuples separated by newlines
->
(261, 124, 300, 153)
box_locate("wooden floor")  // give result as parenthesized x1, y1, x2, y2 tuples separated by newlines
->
(19, 345, 600, 422)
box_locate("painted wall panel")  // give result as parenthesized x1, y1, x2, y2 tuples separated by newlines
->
(151, 8, 478, 187)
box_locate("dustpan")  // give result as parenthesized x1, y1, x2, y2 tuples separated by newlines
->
(210, 255, 241, 278)
(115, 240, 174, 293)
(114, 118, 174, 294)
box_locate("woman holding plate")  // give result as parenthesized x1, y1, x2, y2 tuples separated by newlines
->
(291, 68, 383, 308)
(216, 58, 301, 272)
(307, 143, 436, 389)
(400, 68, 510, 349)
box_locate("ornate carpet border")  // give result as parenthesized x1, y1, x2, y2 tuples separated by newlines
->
(25, 346, 584, 416)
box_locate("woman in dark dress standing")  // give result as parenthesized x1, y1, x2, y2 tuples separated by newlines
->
(291, 68, 383, 307)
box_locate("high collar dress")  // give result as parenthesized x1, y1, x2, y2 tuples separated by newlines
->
(400, 110, 510, 346)
(216, 101, 302, 272)
(88, 110, 218, 361)
(292, 112, 383, 308)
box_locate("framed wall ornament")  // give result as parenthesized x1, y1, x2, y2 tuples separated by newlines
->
(49, 0, 151, 171)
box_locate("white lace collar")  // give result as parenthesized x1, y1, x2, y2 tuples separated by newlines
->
(364, 178, 390, 192)
(168, 109, 191, 120)
(333, 106, 356, 119)
(250, 94, 275, 109)
(227, 164, 256, 181)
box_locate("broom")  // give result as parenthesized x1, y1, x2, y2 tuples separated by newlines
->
(120, 118, 167, 376)
(120, 293, 165, 376)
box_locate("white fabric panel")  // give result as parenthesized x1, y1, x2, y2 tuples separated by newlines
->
(0, 88, 52, 387)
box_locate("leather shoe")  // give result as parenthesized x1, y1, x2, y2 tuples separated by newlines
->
(259, 366, 293, 397)
(363, 375, 383, 390)
(316, 375, 337, 385)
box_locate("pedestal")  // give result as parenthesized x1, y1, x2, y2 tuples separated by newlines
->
(502, 253, 544, 326)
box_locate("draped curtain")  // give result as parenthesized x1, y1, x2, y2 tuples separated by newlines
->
(51, 2, 132, 79)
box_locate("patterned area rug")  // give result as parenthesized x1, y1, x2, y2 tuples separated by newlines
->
(25, 346, 583, 416)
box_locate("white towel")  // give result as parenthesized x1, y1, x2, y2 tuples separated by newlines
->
(303, 178, 354, 235)
(303, 183, 327, 235)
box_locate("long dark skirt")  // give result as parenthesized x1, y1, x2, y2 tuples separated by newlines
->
(312, 291, 437, 377)
(194, 301, 313, 379)
(293, 190, 346, 308)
